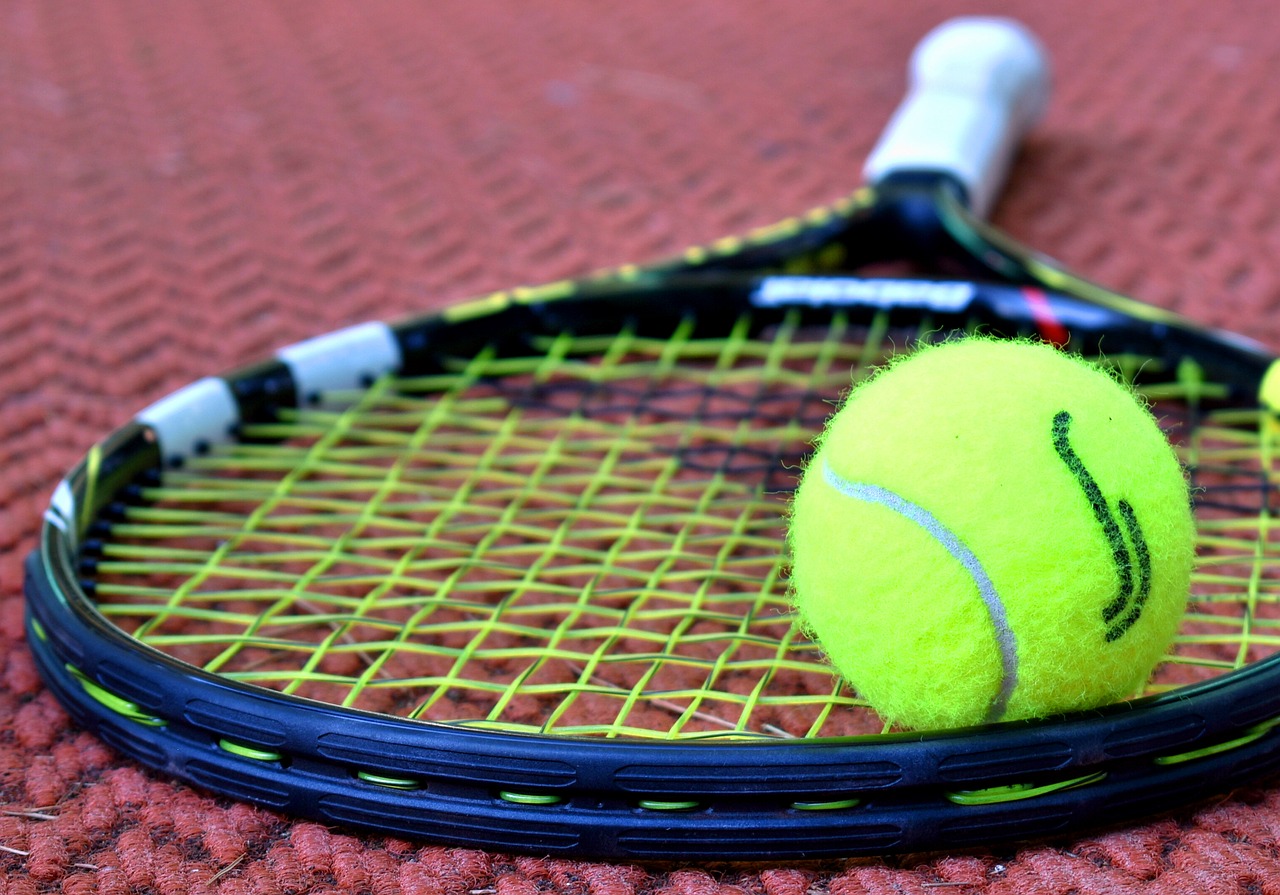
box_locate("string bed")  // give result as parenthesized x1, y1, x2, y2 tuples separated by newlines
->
(84, 311, 1280, 739)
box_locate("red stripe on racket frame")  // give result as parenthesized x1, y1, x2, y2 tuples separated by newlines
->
(1024, 287, 1070, 346)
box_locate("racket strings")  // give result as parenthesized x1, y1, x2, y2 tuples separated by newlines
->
(1155, 363, 1280, 687)
(86, 318, 1280, 738)
(90, 313, 872, 738)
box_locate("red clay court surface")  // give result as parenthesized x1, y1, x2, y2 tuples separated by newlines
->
(4, 2, 1280, 893)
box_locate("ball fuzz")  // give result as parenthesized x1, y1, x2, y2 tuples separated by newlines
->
(789, 339, 1195, 730)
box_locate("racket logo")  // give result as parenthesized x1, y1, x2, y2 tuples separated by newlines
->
(1051, 410, 1152, 642)
(752, 276, 975, 311)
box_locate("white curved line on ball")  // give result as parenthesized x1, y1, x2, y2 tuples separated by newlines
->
(821, 457, 1017, 724)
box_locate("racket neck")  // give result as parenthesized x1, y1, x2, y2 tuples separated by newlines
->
(858, 174, 977, 272)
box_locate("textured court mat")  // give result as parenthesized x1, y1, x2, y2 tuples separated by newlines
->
(5, 1, 1280, 892)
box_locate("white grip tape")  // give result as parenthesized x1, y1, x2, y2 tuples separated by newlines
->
(277, 321, 401, 407)
(137, 376, 240, 466)
(862, 17, 1050, 220)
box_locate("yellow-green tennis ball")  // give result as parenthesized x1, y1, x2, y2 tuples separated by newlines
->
(789, 339, 1195, 731)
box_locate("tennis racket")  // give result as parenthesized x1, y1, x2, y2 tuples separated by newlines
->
(25, 18, 1280, 860)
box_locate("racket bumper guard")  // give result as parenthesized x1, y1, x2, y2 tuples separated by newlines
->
(137, 376, 239, 468)
(278, 321, 400, 407)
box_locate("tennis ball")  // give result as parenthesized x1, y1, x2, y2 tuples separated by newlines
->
(789, 339, 1195, 731)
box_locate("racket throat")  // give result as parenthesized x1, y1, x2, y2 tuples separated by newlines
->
(864, 174, 970, 270)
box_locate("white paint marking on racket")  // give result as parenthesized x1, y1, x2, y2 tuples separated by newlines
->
(822, 456, 1017, 723)
(44, 479, 75, 534)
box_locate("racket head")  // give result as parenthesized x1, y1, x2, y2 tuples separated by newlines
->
(24, 16, 1280, 860)
(23, 180, 1280, 857)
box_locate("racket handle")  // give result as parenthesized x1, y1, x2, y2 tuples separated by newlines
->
(863, 17, 1050, 220)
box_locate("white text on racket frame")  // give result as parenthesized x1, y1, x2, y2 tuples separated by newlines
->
(752, 277, 976, 311)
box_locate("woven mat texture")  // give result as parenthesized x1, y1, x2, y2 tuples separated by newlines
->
(5, 1, 1280, 892)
